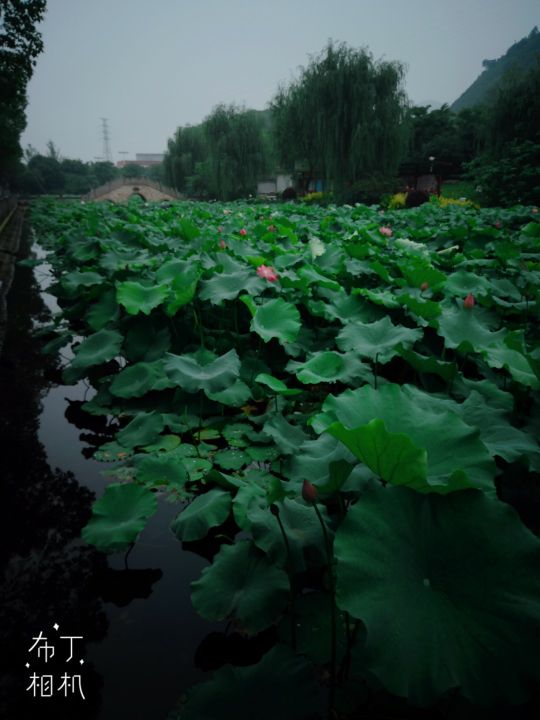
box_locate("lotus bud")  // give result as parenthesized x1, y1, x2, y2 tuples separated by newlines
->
(420, 282, 429, 291)
(463, 293, 475, 309)
(302, 479, 318, 503)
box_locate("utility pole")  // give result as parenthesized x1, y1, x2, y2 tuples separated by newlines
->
(100, 118, 113, 164)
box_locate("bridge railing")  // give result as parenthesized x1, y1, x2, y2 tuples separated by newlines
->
(82, 177, 182, 201)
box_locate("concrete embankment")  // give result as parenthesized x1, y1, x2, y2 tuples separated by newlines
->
(0, 197, 27, 356)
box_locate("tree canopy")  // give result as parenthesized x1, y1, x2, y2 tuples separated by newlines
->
(0, 0, 47, 186)
(270, 41, 409, 201)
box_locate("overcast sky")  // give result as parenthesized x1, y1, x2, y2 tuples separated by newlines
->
(21, 0, 539, 163)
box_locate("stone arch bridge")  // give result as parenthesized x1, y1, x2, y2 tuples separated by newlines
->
(82, 177, 183, 202)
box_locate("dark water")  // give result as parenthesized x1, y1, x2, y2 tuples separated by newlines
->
(0, 227, 218, 720)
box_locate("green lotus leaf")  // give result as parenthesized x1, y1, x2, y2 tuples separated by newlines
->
(396, 293, 441, 323)
(199, 260, 264, 304)
(484, 343, 540, 389)
(247, 498, 331, 573)
(81, 483, 157, 553)
(398, 260, 446, 290)
(214, 448, 250, 470)
(116, 280, 169, 315)
(254, 373, 301, 396)
(70, 329, 123, 369)
(141, 434, 181, 453)
(437, 304, 506, 353)
(191, 540, 289, 633)
(316, 383, 495, 493)
(117, 411, 165, 449)
(454, 391, 540, 470)
(124, 321, 171, 362)
(164, 271, 200, 316)
(291, 434, 357, 491)
(298, 264, 340, 290)
(171, 488, 231, 542)
(327, 419, 430, 490)
(336, 317, 422, 363)
(352, 287, 400, 308)
(206, 379, 251, 406)
(250, 298, 301, 345)
(61, 270, 104, 294)
(286, 351, 370, 385)
(262, 414, 308, 455)
(445, 269, 491, 297)
(334, 485, 540, 705)
(135, 453, 187, 490)
(110, 360, 172, 398)
(179, 645, 322, 720)
(86, 288, 120, 331)
(399, 348, 457, 382)
(165, 349, 240, 394)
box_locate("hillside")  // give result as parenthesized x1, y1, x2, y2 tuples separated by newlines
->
(451, 27, 540, 111)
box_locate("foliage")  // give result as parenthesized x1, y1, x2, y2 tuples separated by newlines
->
(0, 0, 46, 186)
(164, 105, 269, 200)
(271, 41, 408, 201)
(466, 140, 540, 206)
(32, 197, 540, 716)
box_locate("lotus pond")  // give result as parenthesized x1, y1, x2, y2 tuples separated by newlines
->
(27, 197, 540, 718)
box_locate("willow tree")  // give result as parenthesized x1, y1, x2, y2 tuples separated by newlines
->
(271, 41, 409, 200)
(203, 104, 268, 200)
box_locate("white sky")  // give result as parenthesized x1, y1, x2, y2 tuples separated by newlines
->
(21, 0, 540, 162)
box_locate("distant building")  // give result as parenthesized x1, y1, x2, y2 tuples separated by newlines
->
(116, 153, 164, 169)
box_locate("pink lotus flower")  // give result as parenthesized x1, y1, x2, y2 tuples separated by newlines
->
(219, 239, 227, 249)
(256, 264, 279, 282)
(379, 226, 392, 237)
(217, 225, 223, 233)
(239, 228, 247, 236)
(494, 221, 501, 229)
(267, 224, 276, 232)
(532, 207, 538, 214)
(463, 293, 475, 309)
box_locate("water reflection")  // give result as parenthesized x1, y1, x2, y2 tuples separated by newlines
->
(1, 228, 221, 719)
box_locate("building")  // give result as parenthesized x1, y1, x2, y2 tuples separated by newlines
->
(116, 153, 164, 169)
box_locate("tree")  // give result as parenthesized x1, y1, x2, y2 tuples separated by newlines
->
(163, 106, 269, 200)
(271, 41, 408, 200)
(203, 104, 266, 200)
(0, 0, 47, 186)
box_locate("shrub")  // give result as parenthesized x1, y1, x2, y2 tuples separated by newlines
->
(464, 140, 540, 207)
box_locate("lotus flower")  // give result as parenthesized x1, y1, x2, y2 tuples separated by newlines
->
(420, 282, 429, 291)
(267, 224, 276, 232)
(239, 228, 247, 236)
(463, 293, 475, 309)
(379, 226, 392, 237)
(219, 239, 227, 249)
(217, 225, 223, 233)
(494, 221, 501, 229)
(532, 207, 538, 214)
(302, 479, 318, 503)
(256, 265, 278, 282)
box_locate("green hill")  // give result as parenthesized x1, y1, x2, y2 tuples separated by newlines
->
(451, 27, 540, 111)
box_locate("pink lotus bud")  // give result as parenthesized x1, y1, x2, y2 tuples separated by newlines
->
(217, 225, 223, 233)
(420, 282, 429, 291)
(302, 480, 318, 503)
(463, 293, 475, 309)
(219, 239, 227, 249)
(379, 226, 392, 237)
(239, 228, 247, 236)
